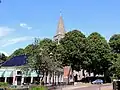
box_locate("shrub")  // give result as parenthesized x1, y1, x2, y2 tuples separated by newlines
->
(0, 82, 8, 87)
(30, 86, 48, 90)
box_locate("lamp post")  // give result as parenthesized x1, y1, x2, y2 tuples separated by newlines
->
(49, 52, 55, 86)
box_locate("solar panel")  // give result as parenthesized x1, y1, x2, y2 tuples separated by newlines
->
(1, 55, 27, 66)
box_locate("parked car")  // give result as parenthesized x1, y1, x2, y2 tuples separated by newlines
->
(92, 79, 103, 84)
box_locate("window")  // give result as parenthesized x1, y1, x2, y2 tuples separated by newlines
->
(17, 71, 22, 75)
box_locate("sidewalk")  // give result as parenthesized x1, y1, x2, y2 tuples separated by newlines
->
(101, 85, 113, 90)
(56, 82, 112, 90)
(56, 85, 88, 90)
(56, 82, 92, 90)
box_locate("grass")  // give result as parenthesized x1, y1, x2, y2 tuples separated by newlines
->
(30, 86, 48, 90)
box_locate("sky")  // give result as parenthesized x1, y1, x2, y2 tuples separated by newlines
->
(0, 0, 120, 56)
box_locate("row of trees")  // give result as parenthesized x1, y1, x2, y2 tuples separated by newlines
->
(9, 38, 63, 83)
(8, 30, 120, 82)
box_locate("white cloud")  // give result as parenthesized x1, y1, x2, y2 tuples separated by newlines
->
(20, 23, 32, 30)
(2, 36, 34, 47)
(0, 27, 15, 37)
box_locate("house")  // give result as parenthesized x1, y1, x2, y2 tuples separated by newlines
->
(0, 55, 64, 85)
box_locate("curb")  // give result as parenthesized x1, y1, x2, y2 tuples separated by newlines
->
(55, 83, 112, 90)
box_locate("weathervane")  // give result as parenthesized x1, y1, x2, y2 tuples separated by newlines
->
(60, 9, 62, 16)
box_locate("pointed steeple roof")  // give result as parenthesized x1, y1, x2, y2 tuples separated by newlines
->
(54, 12, 66, 43)
(56, 13, 65, 35)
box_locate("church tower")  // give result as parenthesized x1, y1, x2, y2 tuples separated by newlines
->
(53, 12, 66, 44)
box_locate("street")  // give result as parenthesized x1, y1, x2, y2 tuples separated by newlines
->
(73, 85, 112, 90)
(56, 84, 113, 90)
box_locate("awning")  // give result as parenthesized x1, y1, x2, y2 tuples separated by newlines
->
(0, 70, 4, 77)
(3, 70, 13, 77)
(22, 70, 43, 77)
(23, 71, 31, 77)
(31, 71, 37, 77)
(31, 71, 43, 77)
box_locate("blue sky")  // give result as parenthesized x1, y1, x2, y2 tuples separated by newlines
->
(0, 0, 120, 56)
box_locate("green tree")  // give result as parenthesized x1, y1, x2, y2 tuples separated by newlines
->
(109, 34, 120, 78)
(86, 32, 111, 82)
(60, 30, 87, 71)
(27, 38, 62, 84)
(0, 53, 7, 62)
(24, 44, 34, 56)
(113, 54, 120, 78)
(8, 48, 25, 59)
(109, 34, 120, 53)
(109, 53, 119, 78)
(38, 38, 56, 54)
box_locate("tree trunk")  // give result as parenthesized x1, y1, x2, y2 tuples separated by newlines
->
(104, 70, 108, 83)
(58, 73, 60, 85)
(88, 69, 91, 76)
(93, 72, 96, 83)
(55, 72, 56, 85)
(83, 69, 85, 77)
(41, 71, 45, 85)
(45, 71, 48, 84)
(41, 71, 45, 81)
(52, 71, 54, 86)
(49, 72, 52, 84)
(36, 74, 40, 85)
(93, 71, 96, 79)
(72, 70, 75, 84)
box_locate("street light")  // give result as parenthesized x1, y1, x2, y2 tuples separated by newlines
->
(49, 52, 53, 58)
(49, 52, 55, 86)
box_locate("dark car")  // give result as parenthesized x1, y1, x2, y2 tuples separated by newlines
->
(92, 79, 103, 84)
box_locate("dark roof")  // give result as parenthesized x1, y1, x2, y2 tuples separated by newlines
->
(0, 62, 5, 65)
(1, 55, 27, 66)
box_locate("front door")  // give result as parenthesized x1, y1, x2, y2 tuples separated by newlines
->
(16, 76, 22, 85)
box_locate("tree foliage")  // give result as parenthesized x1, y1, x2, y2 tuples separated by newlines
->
(24, 44, 34, 56)
(109, 34, 120, 78)
(0, 53, 7, 63)
(86, 32, 111, 78)
(8, 30, 120, 81)
(109, 34, 120, 53)
(26, 38, 62, 82)
(60, 30, 87, 71)
(8, 48, 24, 59)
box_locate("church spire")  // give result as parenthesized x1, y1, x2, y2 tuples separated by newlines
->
(54, 11, 66, 44)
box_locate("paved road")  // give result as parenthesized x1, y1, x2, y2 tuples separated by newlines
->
(73, 85, 100, 90)
(73, 85, 112, 90)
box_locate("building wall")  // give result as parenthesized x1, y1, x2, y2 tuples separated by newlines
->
(0, 67, 64, 85)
